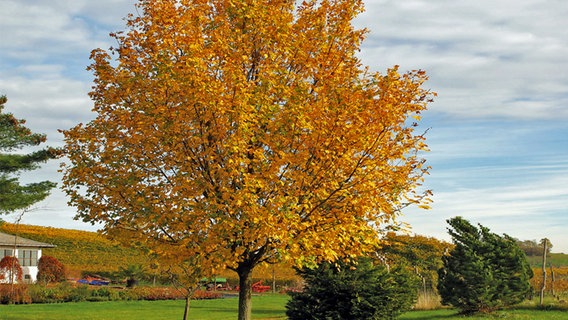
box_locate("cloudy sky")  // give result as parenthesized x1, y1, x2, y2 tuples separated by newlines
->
(1, 1, 567, 252)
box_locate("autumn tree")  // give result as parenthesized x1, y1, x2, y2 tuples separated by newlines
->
(165, 256, 210, 320)
(61, 1, 434, 319)
(0, 95, 57, 215)
(379, 232, 452, 292)
(0, 256, 22, 283)
(37, 255, 66, 285)
(515, 238, 552, 256)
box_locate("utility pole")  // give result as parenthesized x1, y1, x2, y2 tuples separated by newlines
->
(539, 238, 548, 306)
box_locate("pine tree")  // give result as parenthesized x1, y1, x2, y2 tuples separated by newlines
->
(437, 217, 533, 314)
(0, 95, 57, 214)
(286, 258, 418, 320)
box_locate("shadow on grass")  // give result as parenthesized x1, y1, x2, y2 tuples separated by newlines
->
(400, 309, 460, 319)
(511, 304, 568, 312)
(195, 305, 285, 317)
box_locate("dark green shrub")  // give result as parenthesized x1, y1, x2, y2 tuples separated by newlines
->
(68, 285, 90, 302)
(438, 217, 533, 314)
(118, 264, 145, 287)
(286, 258, 418, 320)
(88, 287, 111, 301)
(118, 288, 141, 301)
(28, 282, 76, 303)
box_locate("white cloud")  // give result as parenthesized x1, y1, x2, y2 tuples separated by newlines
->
(356, 0, 568, 120)
(405, 169, 568, 252)
(0, 75, 93, 145)
(1, 0, 567, 253)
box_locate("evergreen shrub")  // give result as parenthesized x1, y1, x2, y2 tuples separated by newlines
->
(286, 257, 418, 320)
(437, 216, 533, 314)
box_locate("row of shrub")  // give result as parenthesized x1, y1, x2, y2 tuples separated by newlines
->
(0, 283, 221, 304)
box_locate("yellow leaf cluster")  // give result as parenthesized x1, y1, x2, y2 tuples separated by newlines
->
(61, 0, 435, 279)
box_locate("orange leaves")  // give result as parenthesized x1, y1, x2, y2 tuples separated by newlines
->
(61, 0, 434, 283)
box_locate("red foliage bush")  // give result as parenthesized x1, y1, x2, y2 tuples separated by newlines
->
(129, 287, 221, 300)
(37, 256, 66, 284)
(0, 284, 31, 304)
(193, 290, 223, 300)
(0, 256, 23, 283)
(130, 286, 186, 300)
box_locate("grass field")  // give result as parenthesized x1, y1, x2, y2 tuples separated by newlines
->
(0, 296, 286, 320)
(0, 294, 288, 320)
(400, 308, 568, 319)
(1, 295, 567, 320)
(527, 253, 568, 267)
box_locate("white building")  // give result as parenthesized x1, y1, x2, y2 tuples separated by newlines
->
(0, 231, 55, 283)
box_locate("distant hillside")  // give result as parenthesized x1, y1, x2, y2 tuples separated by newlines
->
(527, 253, 568, 268)
(0, 223, 299, 284)
(0, 223, 148, 278)
(12, 223, 565, 287)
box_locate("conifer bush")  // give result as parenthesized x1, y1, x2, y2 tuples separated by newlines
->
(438, 217, 533, 314)
(286, 258, 418, 320)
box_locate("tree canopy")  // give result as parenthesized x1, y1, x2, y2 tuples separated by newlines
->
(0, 255, 23, 283)
(37, 255, 66, 285)
(61, 1, 434, 319)
(380, 232, 452, 291)
(515, 238, 552, 256)
(0, 95, 57, 215)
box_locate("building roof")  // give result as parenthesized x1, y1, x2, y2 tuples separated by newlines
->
(0, 232, 55, 248)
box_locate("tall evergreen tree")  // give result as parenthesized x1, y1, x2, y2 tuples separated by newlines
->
(0, 95, 57, 214)
(437, 217, 533, 314)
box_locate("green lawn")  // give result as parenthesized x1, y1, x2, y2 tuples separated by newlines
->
(1, 295, 566, 320)
(401, 308, 568, 319)
(0, 294, 288, 320)
(527, 253, 568, 267)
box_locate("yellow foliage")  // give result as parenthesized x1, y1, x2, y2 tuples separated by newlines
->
(61, 0, 434, 287)
(532, 266, 568, 294)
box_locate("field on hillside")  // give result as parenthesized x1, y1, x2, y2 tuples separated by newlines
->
(0, 223, 300, 285)
(531, 267, 568, 297)
(527, 253, 568, 267)
(526, 253, 568, 297)
(0, 223, 148, 278)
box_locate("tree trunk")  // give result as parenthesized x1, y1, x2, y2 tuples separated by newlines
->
(183, 295, 191, 320)
(237, 264, 254, 320)
(272, 266, 276, 294)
